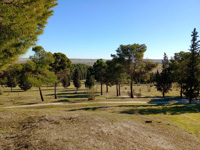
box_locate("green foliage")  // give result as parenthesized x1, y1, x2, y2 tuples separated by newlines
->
(0, 0, 57, 69)
(29, 46, 57, 101)
(106, 59, 126, 85)
(73, 69, 81, 90)
(18, 61, 36, 91)
(155, 53, 173, 98)
(71, 64, 89, 80)
(170, 51, 190, 98)
(61, 75, 71, 89)
(93, 59, 107, 95)
(134, 60, 158, 83)
(50, 52, 71, 79)
(85, 67, 95, 89)
(50, 52, 71, 98)
(93, 59, 107, 83)
(18, 76, 32, 91)
(183, 28, 200, 102)
(111, 44, 147, 98)
(87, 87, 96, 100)
(0, 70, 6, 86)
(4, 64, 22, 91)
(30, 46, 55, 70)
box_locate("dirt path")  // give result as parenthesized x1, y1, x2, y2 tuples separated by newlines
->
(2, 99, 196, 109)
(2, 101, 148, 109)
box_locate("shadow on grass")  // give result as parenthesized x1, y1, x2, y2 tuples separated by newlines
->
(47, 92, 100, 99)
(47, 92, 88, 98)
(56, 92, 88, 95)
(68, 106, 111, 111)
(3, 90, 23, 93)
(58, 95, 88, 98)
(53, 99, 70, 103)
(61, 89, 86, 92)
(119, 103, 200, 115)
(22, 102, 38, 105)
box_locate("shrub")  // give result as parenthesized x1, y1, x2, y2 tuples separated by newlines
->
(87, 88, 95, 100)
(19, 77, 32, 91)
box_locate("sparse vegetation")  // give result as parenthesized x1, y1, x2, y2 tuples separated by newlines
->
(0, 83, 200, 150)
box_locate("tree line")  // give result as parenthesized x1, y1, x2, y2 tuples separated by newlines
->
(84, 28, 200, 103)
(0, 1, 199, 103)
(0, 28, 199, 103)
(84, 44, 158, 97)
(154, 28, 200, 103)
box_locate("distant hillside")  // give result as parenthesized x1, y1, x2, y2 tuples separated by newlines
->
(17, 58, 162, 66)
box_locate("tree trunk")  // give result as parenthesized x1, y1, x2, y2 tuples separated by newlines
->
(119, 83, 121, 96)
(180, 83, 183, 99)
(189, 97, 192, 104)
(55, 83, 57, 99)
(189, 86, 192, 104)
(162, 91, 165, 98)
(116, 84, 119, 96)
(130, 80, 133, 98)
(39, 87, 44, 101)
(101, 82, 103, 95)
(106, 84, 108, 93)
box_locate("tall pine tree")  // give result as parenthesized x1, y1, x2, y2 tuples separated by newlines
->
(93, 59, 107, 95)
(183, 28, 200, 103)
(155, 53, 173, 98)
(111, 44, 146, 98)
(85, 67, 95, 89)
(170, 51, 190, 98)
(73, 69, 81, 91)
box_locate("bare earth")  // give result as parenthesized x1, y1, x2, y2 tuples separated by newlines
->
(0, 105, 200, 150)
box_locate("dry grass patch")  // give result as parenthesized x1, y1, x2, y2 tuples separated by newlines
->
(0, 106, 200, 150)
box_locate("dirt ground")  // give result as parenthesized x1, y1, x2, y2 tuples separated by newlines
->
(0, 107, 199, 150)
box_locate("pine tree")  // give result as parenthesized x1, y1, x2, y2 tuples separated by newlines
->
(183, 28, 200, 103)
(4, 64, 22, 92)
(73, 69, 81, 91)
(50, 53, 71, 99)
(155, 53, 173, 98)
(85, 67, 95, 89)
(93, 59, 107, 95)
(29, 46, 57, 101)
(61, 75, 71, 89)
(111, 44, 147, 98)
(0, 0, 57, 69)
(170, 51, 190, 98)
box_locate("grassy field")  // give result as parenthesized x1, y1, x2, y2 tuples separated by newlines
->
(0, 82, 200, 150)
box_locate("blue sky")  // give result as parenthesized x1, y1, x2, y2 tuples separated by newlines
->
(21, 0, 200, 59)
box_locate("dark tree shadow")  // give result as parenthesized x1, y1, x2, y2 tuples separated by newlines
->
(3, 90, 23, 93)
(68, 106, 112, 112)
(62, 89, 86, 92)
(47, 92, 99, 99)
(119, 103, 200, 115)
(58, 94, 88, 98)
(53, 99, 70, 103)
(22, 102, 38, 105)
